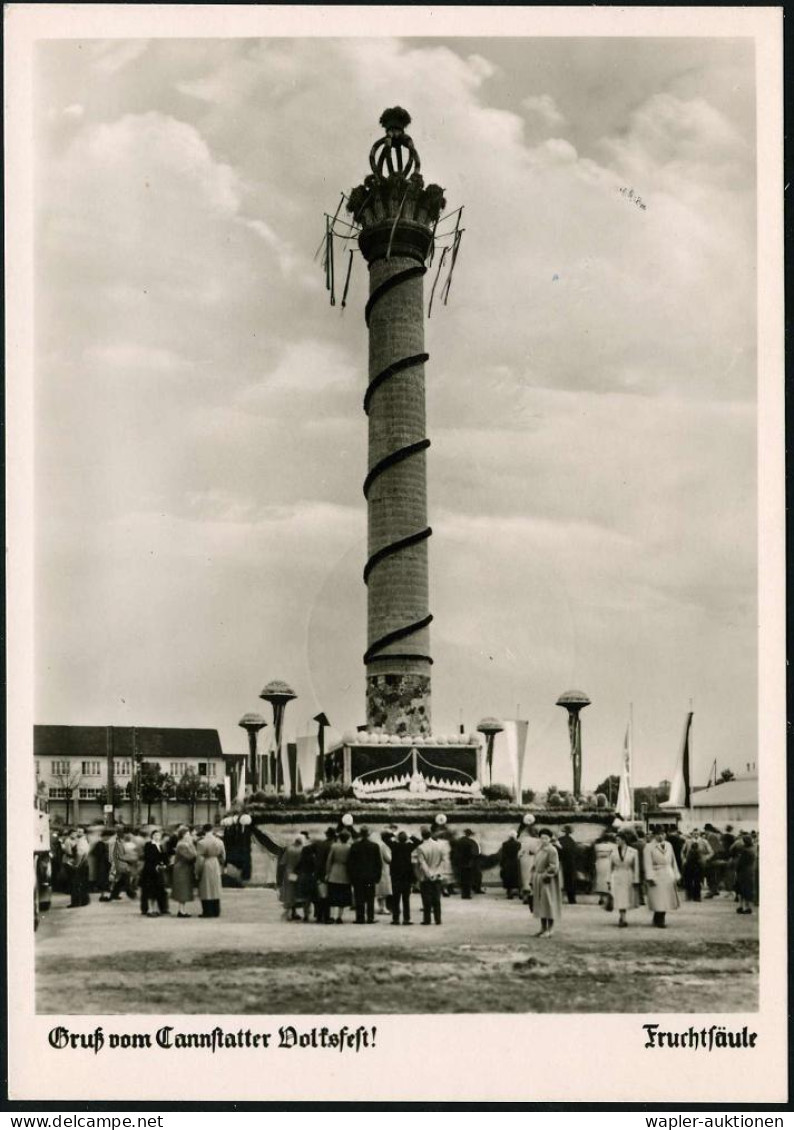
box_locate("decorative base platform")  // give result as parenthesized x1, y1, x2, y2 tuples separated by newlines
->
(325, 732, 483, 799)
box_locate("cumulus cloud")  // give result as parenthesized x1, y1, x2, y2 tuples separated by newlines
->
(34, 37, 758, 786)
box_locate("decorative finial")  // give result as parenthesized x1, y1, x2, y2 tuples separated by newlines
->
(379, 107, 412, 136)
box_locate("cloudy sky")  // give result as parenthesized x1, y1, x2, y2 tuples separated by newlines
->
(34, 32, 758, 792)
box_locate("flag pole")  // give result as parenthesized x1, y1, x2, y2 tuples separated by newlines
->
(632, 700, 637, 818)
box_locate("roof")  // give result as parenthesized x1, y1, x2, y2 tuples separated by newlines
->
(34, 725, 224, 762)
(690, 776, 758, 807)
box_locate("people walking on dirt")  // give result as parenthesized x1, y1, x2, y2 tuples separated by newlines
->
(531, 828, 562, 938)
(643, 827, 680, 928)
(348, 827, 383, 925)
(609, 830, 641, 927)
(382, 829, 420, 925)
(140, 829, 170, 917)
(325, 829, 353, 924)
(196, 824, 225, 918)
(415, 826, 444, 926)
(171, 825, 197, 917)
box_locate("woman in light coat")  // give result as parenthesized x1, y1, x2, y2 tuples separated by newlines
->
(643, 829, 680, 927)
(325, 830, 352, 924)
(171, 826, 197, 917)
(375, 834, 393, 914)
(609, 831, 640, 927)
(593, 832, 617, 909)
(195, 824, 226, 918)
(518, 830, 541, 910)
(531, 828, 563, 937)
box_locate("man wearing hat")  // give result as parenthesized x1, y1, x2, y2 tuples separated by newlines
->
(382, 828, 421, 925)
(557, 825, 578, 904)
(415, 827, 445, 925)
(347, 827, 382, 925)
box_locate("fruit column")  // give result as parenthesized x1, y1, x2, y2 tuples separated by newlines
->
(347, 108, 446, 737)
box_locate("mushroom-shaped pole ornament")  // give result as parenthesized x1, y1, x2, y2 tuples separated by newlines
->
(313, 712, 331, 789)
(555, 690, 591, 800)
(238, 712, 267, 793)
(476, 716, 504, 786)
(259, 680, 297, 795)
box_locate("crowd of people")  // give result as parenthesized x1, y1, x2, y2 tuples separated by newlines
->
(49, 817, 759, 936)
(51, 824, 228, 918)
(275, 824, 486, 927)
(499, 822, 760, 935)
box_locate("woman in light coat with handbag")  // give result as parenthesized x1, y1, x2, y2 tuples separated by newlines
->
(643, 829, 680, 928)
(325, 830, 352, 924)
(531, 828, 563, 937)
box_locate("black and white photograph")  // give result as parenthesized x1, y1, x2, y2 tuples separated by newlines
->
(7, 3, 785, 1104)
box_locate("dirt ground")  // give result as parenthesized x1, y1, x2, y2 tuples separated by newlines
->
(36, 887, 758, 1014)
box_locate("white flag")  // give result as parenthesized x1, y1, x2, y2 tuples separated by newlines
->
(616, 725, 632, 819)
(236, 761, 246, 804)
(223, 775, 231, 811)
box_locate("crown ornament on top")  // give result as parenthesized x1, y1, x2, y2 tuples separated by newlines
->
(347, 108, 446, 231)
(369, 107, 421, 181)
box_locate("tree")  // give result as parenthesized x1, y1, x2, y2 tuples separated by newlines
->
(96, 783, 125, 809)
(55, 770, 82, 824)
(138, 761, 168, 822)
(595, 775, 620, 806)
(176, 769, 203, 823)
(521, 788, 536, 804)
(718, 768, 735, 783)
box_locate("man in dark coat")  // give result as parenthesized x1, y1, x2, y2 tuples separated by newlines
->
(457, 829, 480, 899)
(313, 828, 336, 924)
(347, 827, 382, 924)
(557, 825, 579, 904)
(499, 833, 521, 899)
(382, 829, 420, 924)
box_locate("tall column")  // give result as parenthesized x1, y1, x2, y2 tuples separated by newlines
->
(347, 108, 446, 737)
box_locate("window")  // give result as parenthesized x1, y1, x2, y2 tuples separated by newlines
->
(170, 762, 188, 778)
(114, 760, 131, 777)
(198, 762, 207, 777)
(52, 760, 71, 776)
(82, 761, 101, 776)
(208, 762, 217, 778)
(49, 787, 70, 799)
(79, 787, 101, 800)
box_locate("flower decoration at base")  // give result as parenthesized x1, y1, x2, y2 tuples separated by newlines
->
(341, 813, 354, 828)
(522, 813, 536, 826)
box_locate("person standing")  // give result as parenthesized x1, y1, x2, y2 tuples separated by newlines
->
(196, 824, 225, 918)
(734, 833, 757, 914)
(634, 829, 648, 905)
(518, 827, 541, 910)
(721, 825, 737, 896)
(171, 826, 197, 917)
(109, 831, 135, 900)
(314, 828, 336, 924)
(557, 825, 578, 905)
(374, 832, 393, 915)
(382, 829, 420, 925)
(415, 827, 444, 926)
(682, 830, 712, 902)
(593, 831, 616, 910)
(643, 828, 680, 927)
(498, 832, 521, 899)
(93, 830, 113, 901)
(609, 830, 641, 927)
(531, 828, 562, 938)
(457, 829, 480, 900)
(68, 829, 91, 908)
(347, 827, 382, 924)
(140, 830, 170, 917)
(325, 829, 353, 924)
(279, 836, 308, 922)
